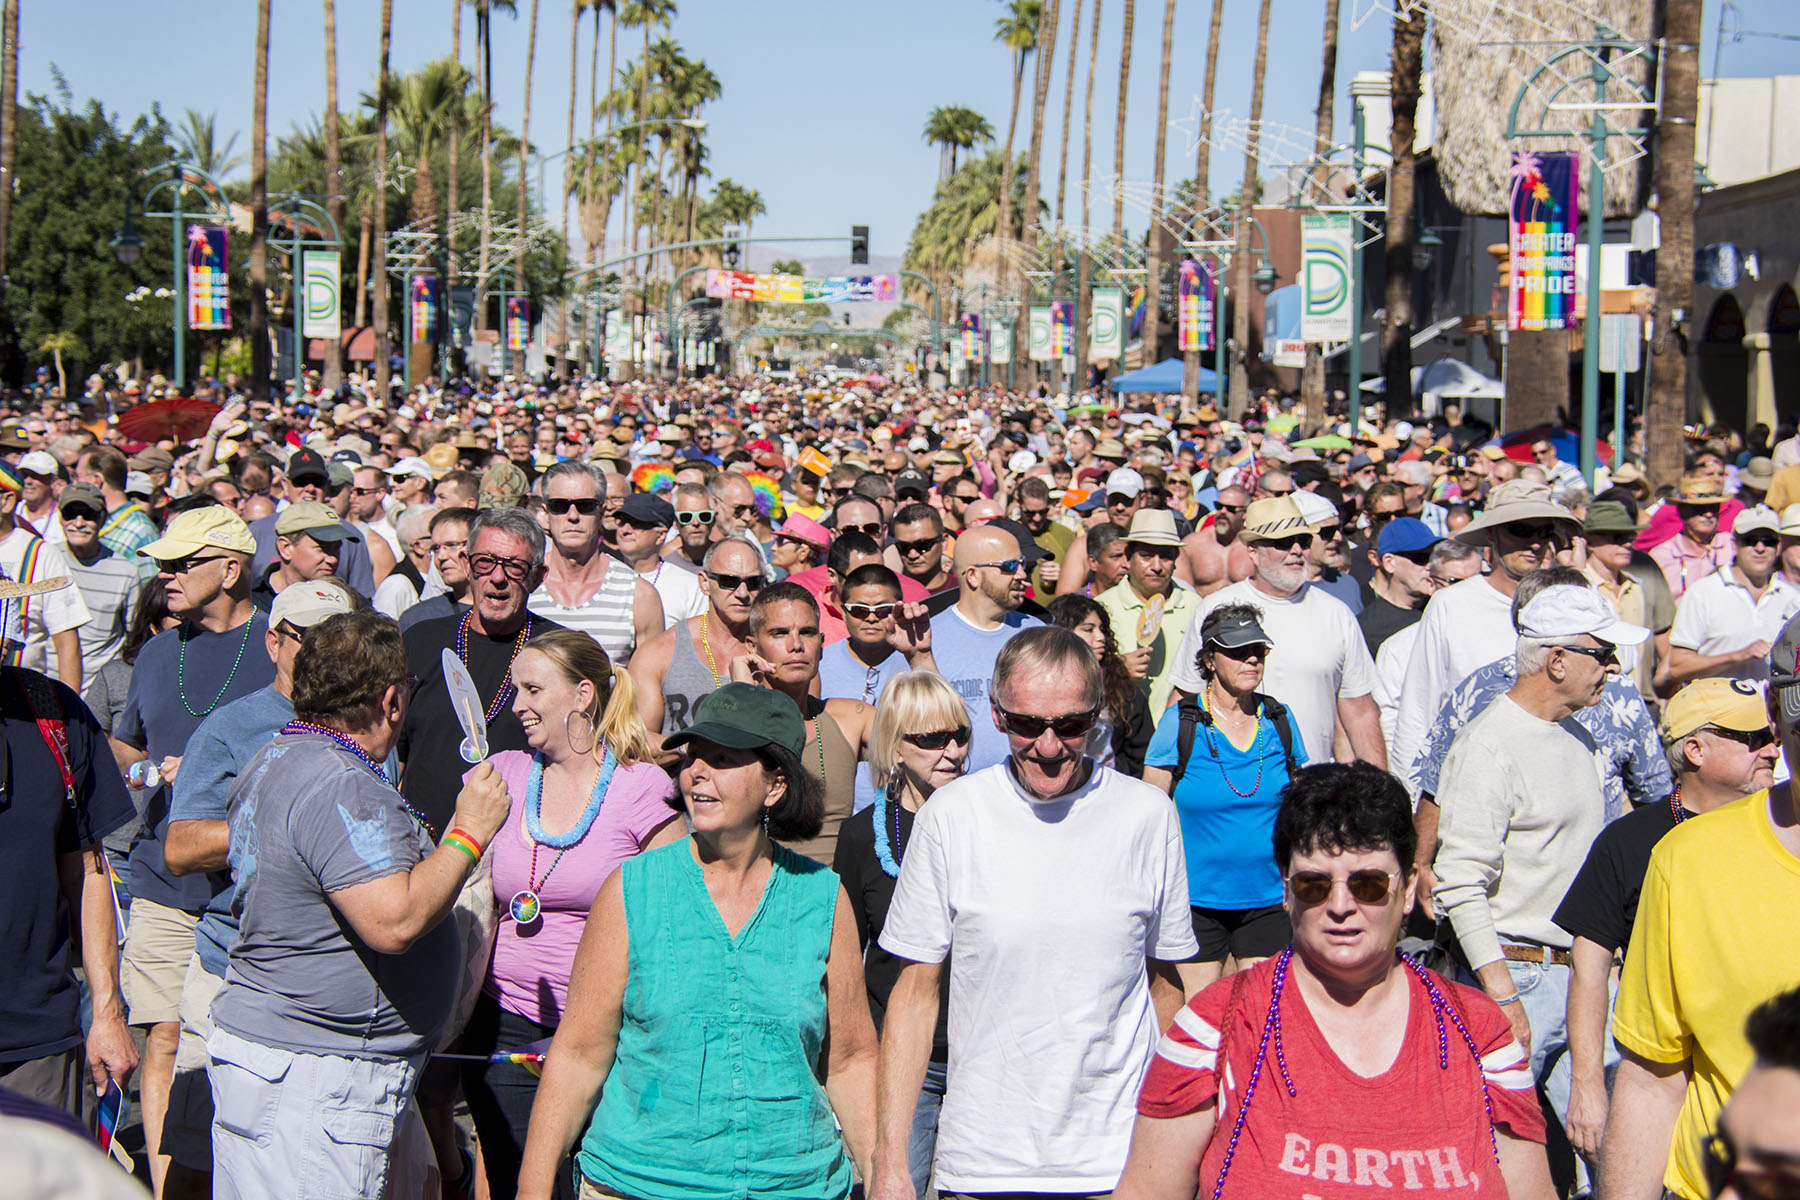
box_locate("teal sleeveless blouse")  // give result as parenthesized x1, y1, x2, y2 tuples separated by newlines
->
(577, 840, 850, 1200)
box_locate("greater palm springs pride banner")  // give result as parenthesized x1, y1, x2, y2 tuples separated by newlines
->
(960, 312, 984, 362)
(1178, 259, 1214, 351)
(704, 271, 896, 303)
(186, 225, 229, 330)
(410, 274, 440, 343)
(505, 297, 531, 350)
(1508, 150, 1580, 332)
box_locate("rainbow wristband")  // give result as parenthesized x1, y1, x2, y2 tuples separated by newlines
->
(443, 830, 482, 862)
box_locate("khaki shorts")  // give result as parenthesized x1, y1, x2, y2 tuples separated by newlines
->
(120, 898, 196, 1027)
(162, 954, 224, 1170)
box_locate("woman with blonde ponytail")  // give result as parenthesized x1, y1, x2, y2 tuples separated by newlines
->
(460, 628, 684, 1196)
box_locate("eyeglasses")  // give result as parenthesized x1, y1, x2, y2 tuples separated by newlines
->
(467, 553, 533, 582)
(1286, 869, 1401, 906)
(1702, 1131, 1800, 1200)
(1703, 724, 1778, 752)
(895, 535, 942, 556)
(154, 552, 231, 575)
(1260, 534, 1314, 552)
(975, 558, 1026, 575)
(992, 700, 1100, 740)
(707, 570, 762, 594)
(903, 728, 972, 750)
(1557, 642, 1619, 667)
(839, 522, 885, 538)
(1499, 521, 1562, 544)
(1216, 503, 1248, 515)
(844, 602, 897, 622)
(351, 485, 387, 497)
(950, 491, 982, 504)
(731, 503, 760, 520)
(675, 509, 715, 526)
(1261, 486, 1295, 498)
(545, 496, 601, 516)
(1741, 534, 1781, 550)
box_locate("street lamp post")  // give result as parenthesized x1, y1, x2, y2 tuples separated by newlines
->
(113, 160, 232, 391)
(268, 194, 343, 392)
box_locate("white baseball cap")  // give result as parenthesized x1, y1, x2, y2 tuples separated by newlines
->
(385, 456, 434, 482)
(1292, 490, 1340, 528)
(268, 579, 355, 631)
(1105, 467, 1145, 499)
(17, 450, 59, 477)
(1517, 585, 1649, 646)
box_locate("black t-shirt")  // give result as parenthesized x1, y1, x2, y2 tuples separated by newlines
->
(1553, 797, 1682, 957)
(1357, 592, 1424, 657)
(398, 613, 563, 835)
(833, 801, 950, 1061)
(0, 671, 135, 1062)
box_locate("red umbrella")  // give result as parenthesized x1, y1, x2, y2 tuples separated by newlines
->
(115, 397, 221, 444)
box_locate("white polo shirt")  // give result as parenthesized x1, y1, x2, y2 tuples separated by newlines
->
(1669, 566, 1800, 685)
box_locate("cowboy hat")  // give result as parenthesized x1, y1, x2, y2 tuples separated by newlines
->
(1453, 480, 1579, 545)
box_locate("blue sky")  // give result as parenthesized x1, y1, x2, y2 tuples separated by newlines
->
(16, 0, 1798, 262)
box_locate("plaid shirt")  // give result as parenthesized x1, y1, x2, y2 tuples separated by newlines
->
(98, 503, 160, 582)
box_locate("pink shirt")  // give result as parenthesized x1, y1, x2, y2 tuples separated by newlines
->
(473, 750, 678, 1026)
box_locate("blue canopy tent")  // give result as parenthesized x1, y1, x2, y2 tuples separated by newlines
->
(1109, 357, 1217, 395)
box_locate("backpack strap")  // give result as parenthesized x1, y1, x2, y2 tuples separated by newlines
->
(1258, 693, 1300, 774)
(1171, 698, 1201, 787)
(9, 667, 76, 808)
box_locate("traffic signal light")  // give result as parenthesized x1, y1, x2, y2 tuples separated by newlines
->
(850, 225, 869, 265)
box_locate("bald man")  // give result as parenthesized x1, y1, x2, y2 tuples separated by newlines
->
(963, 497, 1005, 526)
(928, 524, 1044, 772)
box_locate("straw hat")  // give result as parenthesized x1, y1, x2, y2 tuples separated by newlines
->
(1672, 476, 1726, 506)
(1453, 479, 1580, 544)
(1239, 497, 1319, 543)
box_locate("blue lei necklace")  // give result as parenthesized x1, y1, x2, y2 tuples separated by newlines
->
(511, 745, 617, 926)
(873, 781, 908, 878)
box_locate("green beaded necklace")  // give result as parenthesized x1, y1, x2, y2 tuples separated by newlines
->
(178, 618, 257, 718)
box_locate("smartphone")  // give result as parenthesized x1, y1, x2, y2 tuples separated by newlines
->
(94, 1077, 127, 1156)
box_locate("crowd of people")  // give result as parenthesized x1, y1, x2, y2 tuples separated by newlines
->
(1, 365, 1797, 1200)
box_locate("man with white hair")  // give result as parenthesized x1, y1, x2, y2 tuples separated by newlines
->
(1291, 488, 1361, 613)
(372, 505, 436, 619)
(1433, 583, 1648, 1171)
(1391, 458, 1450, 536)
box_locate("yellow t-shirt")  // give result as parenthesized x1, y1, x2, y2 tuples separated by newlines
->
(1612, 789, 1800, 1199)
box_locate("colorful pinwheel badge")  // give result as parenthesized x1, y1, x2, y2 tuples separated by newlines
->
(1509, 152, 1559, 223)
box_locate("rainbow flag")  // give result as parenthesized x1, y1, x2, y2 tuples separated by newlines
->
(505, 297, 532, 350)
(1507, 150, 1579, 332)
(1127, 285, 1147, 340)
(1050, 301, 1073, 357)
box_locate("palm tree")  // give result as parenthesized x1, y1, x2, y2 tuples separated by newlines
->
(514, 0, 542, 373)
(564, 0, 596, 261)
(473, 0, 518, 332)
(950, 108, 995, 177)
(176, 110, 248, 182)
(621, 0, 676, 277)
(447, 0, 462, 279)
(992, 0, 1040, 278)
(374, 59, 473, 232)
(0, 0, 17, 301)
(1227, 0, 1272, 416)
(250, 0, 271, 398)
(322, 0, 344, 387)
(1649, 0, 1700, 484)
(923, 106, 958, 183)
(1111, 0, 1135, 240)
(1053, 0, 1081, 231)
(38, 332, 80, 398)
(1299, 0, 1342, 412)
(1018, 0, 1060, 387)
(1382, 1, 1425, 416)
(1075, 0, 1102, 388)
(1142, 0, 1178, 369)
(373, 0, 393, 394)
(1181, 0, 1226, 399)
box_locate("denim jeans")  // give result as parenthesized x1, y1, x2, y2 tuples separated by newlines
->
(909, 1059, 949, 1198)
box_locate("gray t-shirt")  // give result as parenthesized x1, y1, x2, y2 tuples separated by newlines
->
(213, 734, 458, 1058)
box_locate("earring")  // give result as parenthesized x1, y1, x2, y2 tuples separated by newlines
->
(564, 709, 597, 755)
(761, 806, 770, 833)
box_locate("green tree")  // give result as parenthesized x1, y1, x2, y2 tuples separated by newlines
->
(176, 109, 247, 182)
(769, 258, 804, 276)
(992, 0, 1041, 267)
(904, 151, 1040, 289)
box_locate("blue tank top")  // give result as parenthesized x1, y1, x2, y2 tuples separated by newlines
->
(577, 840, 850, 1200)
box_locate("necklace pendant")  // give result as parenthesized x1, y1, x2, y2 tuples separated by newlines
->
(460, 736, 484, 764)
(509, 889, 542, 925)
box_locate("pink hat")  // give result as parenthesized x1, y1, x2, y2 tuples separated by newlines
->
(777, 513, 831, 551)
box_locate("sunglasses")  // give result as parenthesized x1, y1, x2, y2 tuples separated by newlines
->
(975, 558, 1026, 575)
(468, 553, 533, 582)
(992, 700, 1100, 740)
(675, 509, 715, 526)
(895, 535, 942, 556)
(545, 496, 601, 516)
(844, 602, 897, 621)
(1703, 724, 1778, 752)
(1741, 534, 1781, 550)
(838, 522, 885, 538)
(1392, 548, 1435, 567)
(1260, 534, 1313, 552)
(154, 552, 232, 575)
(1287, 869, 1401, 906)
(1261, 486, 1295, 498)
(903, 727, 972, 750)
(1557, 642, 1619, 667)
(1216, 503, 1248, 515)
(1499, 521, 1562, 543)
(708, 570, 763, 594)
(1208, 641, 1269, 661)
(351, 485, 387, 497)
(1702, 1131, 1800, 1200)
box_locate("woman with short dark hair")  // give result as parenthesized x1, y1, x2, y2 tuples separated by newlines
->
(1115, 763, 1553, 1200)
(517, 682, 878, 1200)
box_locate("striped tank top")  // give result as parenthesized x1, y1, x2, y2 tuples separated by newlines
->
(527, 556, 638, 661)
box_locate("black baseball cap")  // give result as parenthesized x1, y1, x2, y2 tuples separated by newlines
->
(287, 448, 329, 484)
(893, 469, 930, 499)
(619, 493, 675, 527)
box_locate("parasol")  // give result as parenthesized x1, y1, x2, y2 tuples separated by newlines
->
(115, 397, 221, 444)
(1292, 434, 1353, 452)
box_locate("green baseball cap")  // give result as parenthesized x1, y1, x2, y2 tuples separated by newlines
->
(664, 683, 806, 758)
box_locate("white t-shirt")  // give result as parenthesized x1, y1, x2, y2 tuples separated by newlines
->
(0, 525, 91, 676)
(1374, 620, 1422, 753)
(1391, 575, 1517, 784)
(879, 761, 1198, 1192)
(1167, 579, 1378, 763)
(637, 559, 705, 627)
(1668, 567, 1800, 685)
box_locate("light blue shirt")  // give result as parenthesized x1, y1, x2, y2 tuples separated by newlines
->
(927, 606, 1043, 774)
(819, 640, 909, 814)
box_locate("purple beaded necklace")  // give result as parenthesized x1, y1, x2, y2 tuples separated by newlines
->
(1206, 947, 1501, 1200)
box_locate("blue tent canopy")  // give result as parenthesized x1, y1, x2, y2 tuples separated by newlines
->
(1108, 357, 1217, 395)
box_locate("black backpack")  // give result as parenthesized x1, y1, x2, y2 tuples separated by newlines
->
(1169, 692, 1298, 787)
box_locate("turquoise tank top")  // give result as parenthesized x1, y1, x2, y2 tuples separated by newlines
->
(577, 840, 850, 1200)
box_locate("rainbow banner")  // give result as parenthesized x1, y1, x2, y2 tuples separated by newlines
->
(505, 297, 531, 350)
(1507, 149, 1579, 332)
(703, 270, 897, 303)
(960, 311, 984, 363)
(1179, 259, 1214, 351)
(409, 274, 439, 344)
(1050, 301, 1073, 357)
(1127, 285, 1147, 341)
(186, 225, 229, 330)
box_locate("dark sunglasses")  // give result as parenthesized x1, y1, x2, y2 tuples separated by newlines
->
(992, 700, 1100, 740)
(351, 485, 387, 497)
(154, 552, 231, 575)
(675, 509, 714, 526)
(1702, 1131, 1800, 1200)
(895, 535, 942, 556)
(844, 602, 897, 621)
(903, 727, 972, 750)
(1499, 521, 1562, 543)
(1216, 503, 1247, 515)
(838, 522, 885, 538)
(1287, 869, 1401, 906)
(1704, 724, 1778, 752)
(545, 496, 602, 516)
(468, 553, 533, 582)
(1392, 548, 1435, 567)
(1558, 642, 1619, 668)
(1208, 641, 1269, 661)
(1261, 486, 1295, 498)
(1260, 534, 1313, 552)
(707, 570, 762, 594)
(975, 558, 1026, 575)
(1741, 534, 1781, 550)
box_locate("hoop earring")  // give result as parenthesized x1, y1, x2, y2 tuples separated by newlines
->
(564, 709, 597, 756)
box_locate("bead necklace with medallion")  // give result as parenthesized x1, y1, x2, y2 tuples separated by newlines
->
(178, 618, 257, 717)
(280, 720, 438, 837)
(1201, 685, 1266, 798)
(1671, 782, 1689, 824)
(456, 608, 533, 723)
(510, 744, 617, 926)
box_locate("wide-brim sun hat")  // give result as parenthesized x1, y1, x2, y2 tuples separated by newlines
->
(1672, 475, 1726, 506)
(1453, 479, 1580, 545)
(1239, 496, 1319, 543)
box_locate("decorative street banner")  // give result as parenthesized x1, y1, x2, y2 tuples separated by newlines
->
(1028, 305, 1053, 360)
(301, 250, 340, 339)
(960, 312, 984, 363)
(1301, 214, 1353, 342)
(1127, 285, 1147, 342)
(448, 287, 476, 348)
(603, 309, 631, 361)
(704, 270, 897, 303)
(1178, 259, 1214, 351)
(505, 297, 531, 350)
(409, 274, 440, 344)
(186, 225, 230, 330)
(990, 321, 1013, 365)
(1050, 301, 1073, 358)
(1089, 286, 1124, 362)
(1508, 150, 1580, 332)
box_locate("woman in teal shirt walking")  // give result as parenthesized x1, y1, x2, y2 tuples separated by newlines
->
(517, 683, 879, 1200)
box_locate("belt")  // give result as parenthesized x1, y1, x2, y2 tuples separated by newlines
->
(1500, 943, 1571, 967)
